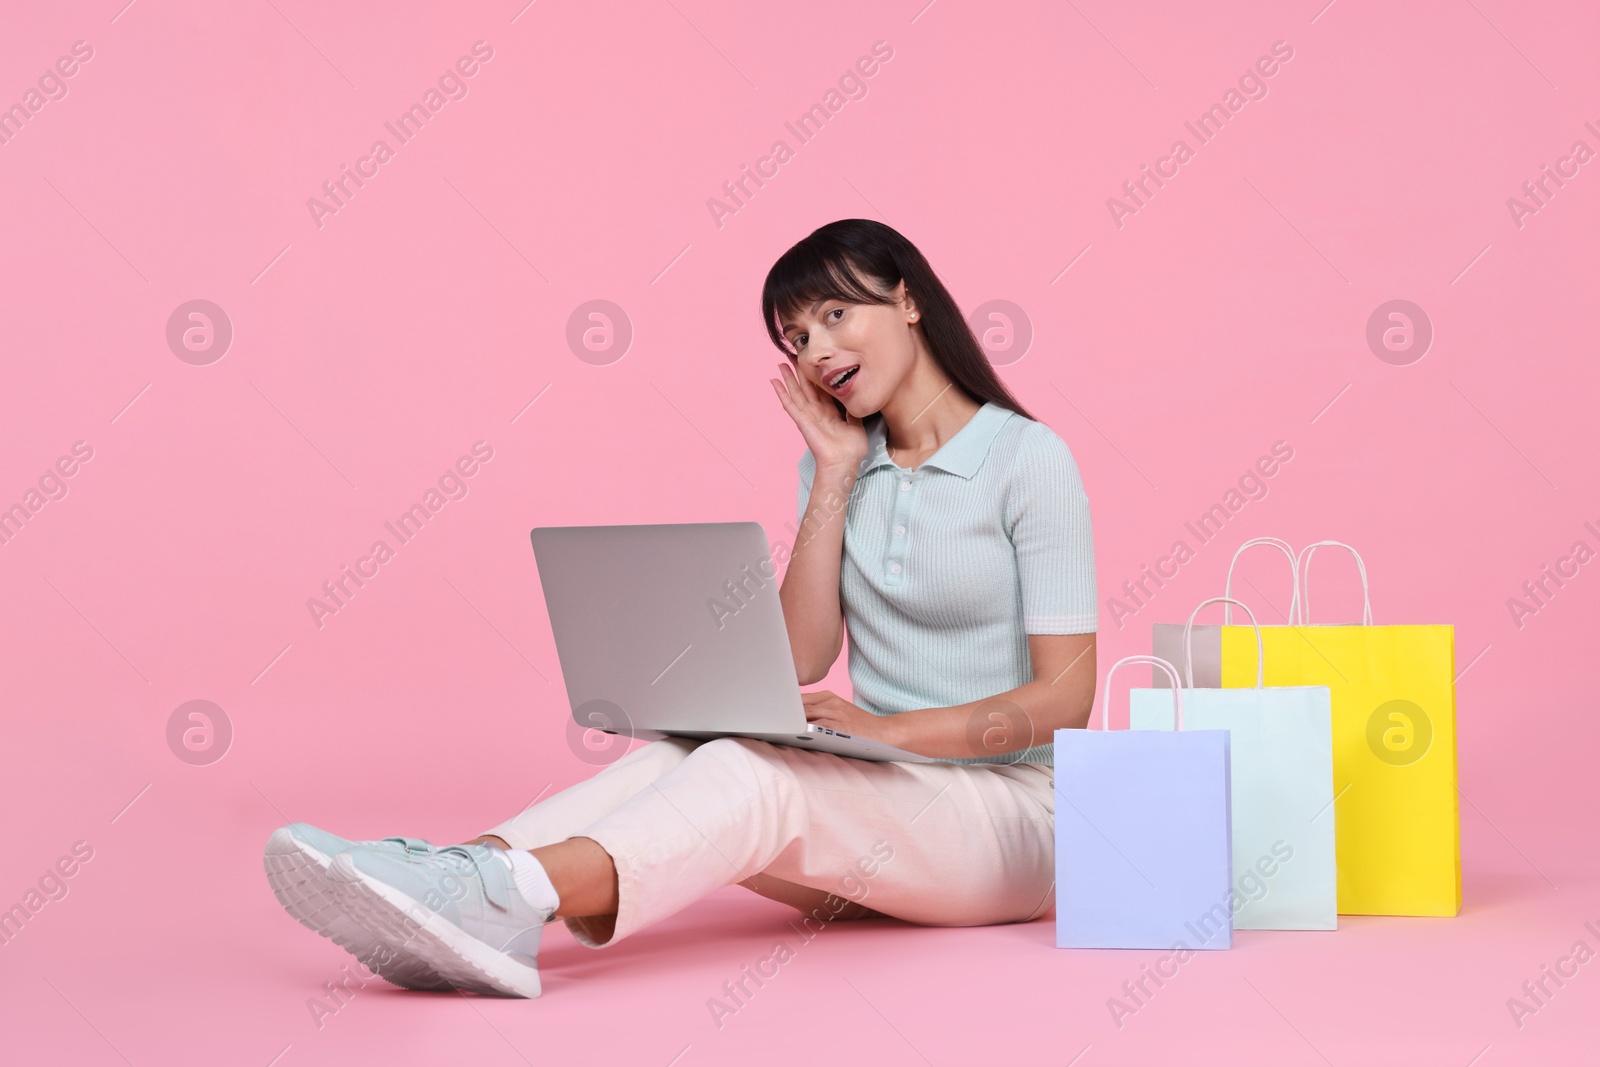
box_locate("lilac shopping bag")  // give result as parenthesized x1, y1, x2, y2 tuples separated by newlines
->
(1056, 656, 1234, 950)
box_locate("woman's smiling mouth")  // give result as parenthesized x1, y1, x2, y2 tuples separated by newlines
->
(825, 365, 860, 395)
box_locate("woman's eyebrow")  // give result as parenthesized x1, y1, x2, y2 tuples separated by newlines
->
(782, 302, 827, 336)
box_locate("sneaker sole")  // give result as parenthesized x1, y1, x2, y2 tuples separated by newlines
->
(327, 853, 543, 999)
(263, 827, 450, 992)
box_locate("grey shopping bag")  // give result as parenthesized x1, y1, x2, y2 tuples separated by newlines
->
(1152, 536, 1299, 688)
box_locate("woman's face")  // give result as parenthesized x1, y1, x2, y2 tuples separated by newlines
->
(781, 282, 918, 418)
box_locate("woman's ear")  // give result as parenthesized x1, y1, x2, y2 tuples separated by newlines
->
(895, 282, 918, 322)
(902, 289, 928, 323)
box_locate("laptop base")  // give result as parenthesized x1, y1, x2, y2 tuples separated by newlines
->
(653, 726, 937, 764)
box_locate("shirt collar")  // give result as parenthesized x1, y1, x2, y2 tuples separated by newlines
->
(860, 401, 1015, 480)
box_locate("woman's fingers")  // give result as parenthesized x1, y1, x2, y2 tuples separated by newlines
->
(801, 690, 840, 721)
(770, 379, 796, 420)
(777, 363, 809, 407)
(771, 371, 796, 405)
(777, 363, 830, 424)
(787, 361, 822, 406)
(773, 366, 812, 417)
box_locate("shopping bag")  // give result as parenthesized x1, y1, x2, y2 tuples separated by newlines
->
(1132, 597, 1336, 930)
(1056, 656, 1233, 950)
(1153, 537, 1301, 688)
(1220, 541, 1460, 917)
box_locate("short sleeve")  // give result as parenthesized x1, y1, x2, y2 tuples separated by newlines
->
(1006, 424, 1097, 633)
(796, 449, 817, 526)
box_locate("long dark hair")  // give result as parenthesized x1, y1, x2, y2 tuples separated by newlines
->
(761, 219, 1037, 421)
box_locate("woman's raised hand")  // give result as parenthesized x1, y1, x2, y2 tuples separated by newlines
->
(770, 362, 868, 474)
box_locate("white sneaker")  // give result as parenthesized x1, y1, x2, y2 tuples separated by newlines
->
(329, 840, 553, 998)
(264, 823, 453, 991)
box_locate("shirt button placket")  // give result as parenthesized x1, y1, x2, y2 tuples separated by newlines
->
(887, 473, 916, 585)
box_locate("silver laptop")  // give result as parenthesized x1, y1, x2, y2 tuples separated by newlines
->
(530, 522, 935, 763)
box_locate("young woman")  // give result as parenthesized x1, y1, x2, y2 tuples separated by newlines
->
(264, 218, 1098, 998)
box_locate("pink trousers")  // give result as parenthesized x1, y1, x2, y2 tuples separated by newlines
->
(479, 737, 1056, 947)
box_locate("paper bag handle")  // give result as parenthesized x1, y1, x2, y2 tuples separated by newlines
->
(1101, 655, 1186, 731)
(1182, 596, 1264, 689)
(1297, 540, 1373, 625)
(1223, 537, 1300, 624)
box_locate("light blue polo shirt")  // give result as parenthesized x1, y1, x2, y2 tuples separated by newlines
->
(796, 401, 1097, 766)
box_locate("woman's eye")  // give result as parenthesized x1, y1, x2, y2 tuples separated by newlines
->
(828, 308, 843, 322)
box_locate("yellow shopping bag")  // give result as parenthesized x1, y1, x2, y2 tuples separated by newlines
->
(1220, 541, 1460, 917)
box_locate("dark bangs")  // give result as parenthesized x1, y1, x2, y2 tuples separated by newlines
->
(761, 248, 894, 357)
(759, 219, 1038, 420)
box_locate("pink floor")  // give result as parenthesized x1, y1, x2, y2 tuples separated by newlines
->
(4, 776, 1596, 1066)
(4, 0, 1598, 1063)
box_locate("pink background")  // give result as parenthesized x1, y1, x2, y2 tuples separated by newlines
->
(2, 0, 1597, 1063)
